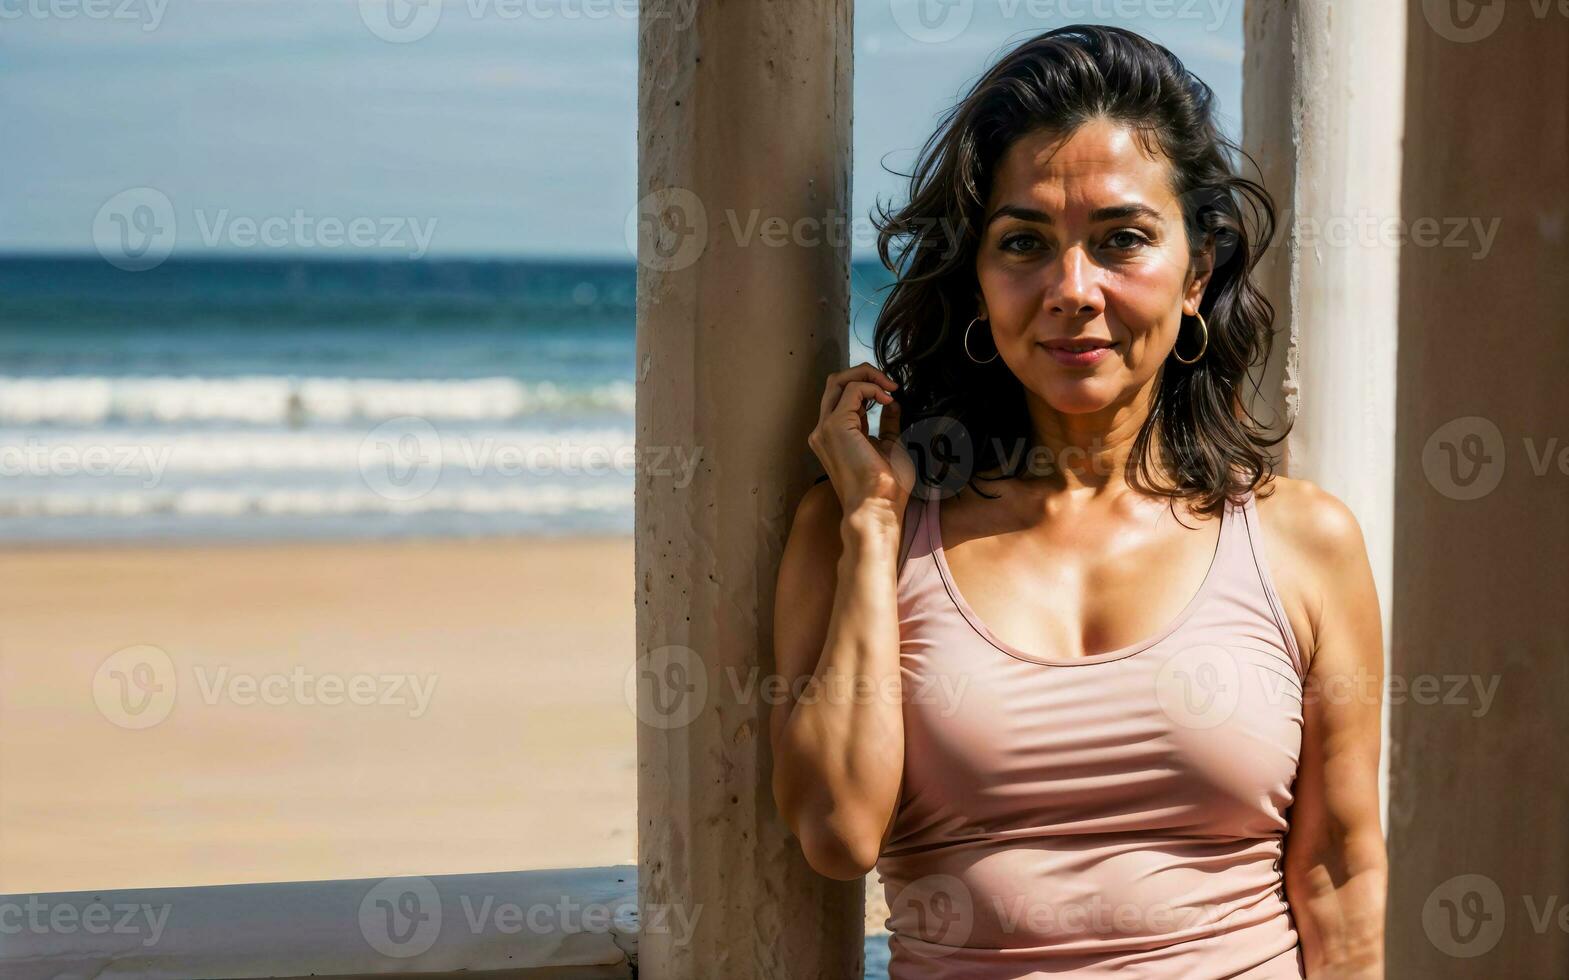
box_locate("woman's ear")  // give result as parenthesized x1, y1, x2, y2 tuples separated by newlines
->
(1183, 245, 1215, 317)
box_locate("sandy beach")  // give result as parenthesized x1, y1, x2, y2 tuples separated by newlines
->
(0, 535, 638, 894)
(0, 533, 890, 934)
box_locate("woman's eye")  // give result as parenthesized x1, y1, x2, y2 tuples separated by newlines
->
(999, 233, 1040, 254)
(1106, 229, 1150, 250)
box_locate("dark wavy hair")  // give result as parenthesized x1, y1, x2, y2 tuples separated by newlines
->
(868, 24, 1284, 517)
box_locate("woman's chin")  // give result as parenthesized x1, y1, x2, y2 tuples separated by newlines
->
(1038, 380, 1120, 416)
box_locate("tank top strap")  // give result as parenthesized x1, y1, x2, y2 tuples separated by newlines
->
(895, 486, 927, 579)
(1233, 485, 1308, 680)
(1210, 490, 1250, 564)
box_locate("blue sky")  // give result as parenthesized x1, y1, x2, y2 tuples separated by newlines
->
(0, 0, 1241, 260)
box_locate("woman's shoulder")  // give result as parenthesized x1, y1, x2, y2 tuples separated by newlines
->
(1250, 475, 1376, 663)
(1251, 474, 1369, 566)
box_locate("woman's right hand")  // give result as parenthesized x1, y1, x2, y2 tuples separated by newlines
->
(806, 362, 915, 522)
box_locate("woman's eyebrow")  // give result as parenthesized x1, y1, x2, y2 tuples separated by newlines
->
(984, 202, 1163, 227)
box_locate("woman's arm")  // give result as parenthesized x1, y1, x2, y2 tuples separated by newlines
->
(768, 478, 907, 881)
(1267, 480, 1389, 977)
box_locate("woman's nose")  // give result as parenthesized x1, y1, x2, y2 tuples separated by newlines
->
(1044, 246, 1103, 318)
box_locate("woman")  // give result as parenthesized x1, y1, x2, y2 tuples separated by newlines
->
(770, 25, 1386, 979)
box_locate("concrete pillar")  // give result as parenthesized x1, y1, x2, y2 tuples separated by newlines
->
(1242, 0, 1404, 828)
(633, 2, 859, 978)
(1387, 4, 1569, 976)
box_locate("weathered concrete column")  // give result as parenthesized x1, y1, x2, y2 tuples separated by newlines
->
(633, 2, 859, 978)
(1242, 0, 1404, 827)
(1387, 4, 1569, 976)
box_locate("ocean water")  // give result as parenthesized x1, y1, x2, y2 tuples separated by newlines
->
(866, 931, 891, 978)
(0, 256, 893, 542)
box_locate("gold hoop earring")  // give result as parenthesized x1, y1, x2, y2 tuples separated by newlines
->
(963, 315, 998, 364)
(1172, 311, 1208, 365)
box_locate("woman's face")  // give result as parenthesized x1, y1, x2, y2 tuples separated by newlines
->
(974, 116, 1211, 417)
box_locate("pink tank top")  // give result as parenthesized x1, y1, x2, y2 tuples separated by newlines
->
(877, 485, 1307, 979)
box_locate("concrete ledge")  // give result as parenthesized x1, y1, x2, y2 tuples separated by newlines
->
(0, 866, 637, 980)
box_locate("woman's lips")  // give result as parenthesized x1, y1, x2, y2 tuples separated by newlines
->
(1039, 340, 1117, 367)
